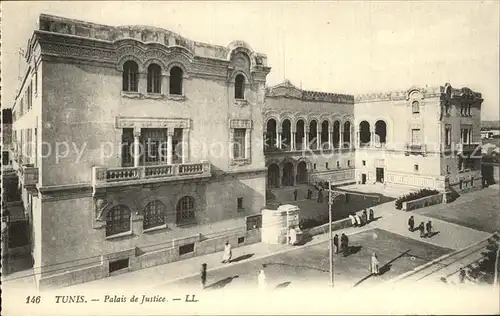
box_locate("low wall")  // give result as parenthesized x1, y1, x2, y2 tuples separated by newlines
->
(38, 227, 260, 291)
(304, 218, 352, 237)
(402, 193, 444, 211)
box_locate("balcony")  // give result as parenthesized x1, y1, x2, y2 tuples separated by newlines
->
(456, 142, 481, 154)
(19, 164, 39, 190)
(92, 161, 211, 190)
(405, 143, 427, 156)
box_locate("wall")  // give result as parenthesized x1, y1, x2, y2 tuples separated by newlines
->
(402, 193, 444, 211)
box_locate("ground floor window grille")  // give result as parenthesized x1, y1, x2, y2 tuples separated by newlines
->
(109, 258, 129, 273)
(179, 243, 194, 255)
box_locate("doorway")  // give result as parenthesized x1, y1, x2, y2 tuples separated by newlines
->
(376, 167, 385, 183)
(361, 174, 367, 184)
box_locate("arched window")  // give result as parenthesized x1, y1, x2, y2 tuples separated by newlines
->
(143, 200, 167, 230)
(169, 66, 183, 95)
(122, 61, 139, 92)
(235, 74, 245, 99)
(147, 64, 162, 93)
(106, 205, 131, 237)
(176, 196, 195, 224)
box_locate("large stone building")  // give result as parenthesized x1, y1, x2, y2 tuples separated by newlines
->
(354, 85, 483, 192)
(263, 80, 355, 188)
(9, 14, 270, 288)
(6, 14, 483, 289)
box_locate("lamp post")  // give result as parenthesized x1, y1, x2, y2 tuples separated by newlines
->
(328, 178, 334, 288)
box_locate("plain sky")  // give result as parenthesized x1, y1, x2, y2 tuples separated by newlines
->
(2, 1, 499, 120)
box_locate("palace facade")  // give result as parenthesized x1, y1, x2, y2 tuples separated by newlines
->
(5, 14, 483, 289)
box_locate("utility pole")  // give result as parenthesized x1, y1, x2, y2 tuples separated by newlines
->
(328, 178, 334, 288)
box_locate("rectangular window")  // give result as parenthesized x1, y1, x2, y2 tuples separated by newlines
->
(237, 197, 244, 211)
(411, 129, 421, 145)
(325, 162, 329, 169)
(445, 126, 451, 147)
(238, 237, 245, 244)
(233, 128, 246, 159)
(414, 164, 419, 172)
(336, 161, 340, 168)
(109, 258, 129, 273)
(313, 163, 317, 170)
(121, 128, 134, 167)
(179, 243, 195, 255)
(446, 165, 450, 174)
(172, 128, 183, 164)
(2, 151, 9, 165)
(246, 214, 262, 231)
(362, 160, 366, 166)
(347, 160, 351, 167)
(142, 128, 168, 165)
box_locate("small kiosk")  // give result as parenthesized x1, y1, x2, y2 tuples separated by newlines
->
(261, 204, 302, 245)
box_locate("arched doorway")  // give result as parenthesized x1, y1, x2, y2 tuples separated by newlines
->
(375, 120, 387, 144)
(321, 120, 329, 149)
(267, 164, 280, 187)
(343, 121, 351, 147)
(333, 121, 340, 148)
(309, 120, 318, 149)
(297, 161, 308, 184)
(359, 121, 371, 147)
(296, 120, 305, 150)
(266, 119, 277, 149)
(282, 162, 295, 187)
(282, 119, 291, 151)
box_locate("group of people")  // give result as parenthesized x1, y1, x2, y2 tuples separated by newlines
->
(293, 188, 323, 203)
(333, 233, 350, 256)
(407, 216, 434, 238)
(349, 209, 375, 227)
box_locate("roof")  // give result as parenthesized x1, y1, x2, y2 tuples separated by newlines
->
(266, 80, 354, 104)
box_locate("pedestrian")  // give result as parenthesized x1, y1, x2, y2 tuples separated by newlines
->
(307, 189, 312, 200)
(333, 234, 339, 254)
(419, 222, 425, 238)
(258, 266, 267, 291)
(459, 268, 466, 284)
(341, 233, 349, 256)
(426, 220, 433, 237)
(361, 210, 368, 226)
(370, 253, 380, 276)
(408, 216, 415, 232)
(354, 213, 362, 226)
(200, 263, 207, 289)
(369, 209, 374, 222)
(222, 241, 232, 263)
(289, 226, 297, 245)
(349, 213, 356, 227)
(293, 189, 298, 201)
(317, 189, 323, 203)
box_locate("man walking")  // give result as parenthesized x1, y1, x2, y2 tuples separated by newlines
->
(408, 216, 415, 232)
(426, 220, 433, 238)
(293, 189, 298, 201)
(333, 234, 339, 254)
(418, 222, 425, 238)
(341, 233, 349, 256)
(200, 263, 207, 289)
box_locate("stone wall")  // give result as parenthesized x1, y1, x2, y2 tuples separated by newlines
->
(305, 218, 352, 237)
(402, 193, 444, 211)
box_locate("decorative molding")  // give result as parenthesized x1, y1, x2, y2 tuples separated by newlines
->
(229, 119, 252, 129)
(116, 117, 191, 129)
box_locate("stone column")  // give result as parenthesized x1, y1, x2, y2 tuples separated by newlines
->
(133, 129, 141, 167)
(316, 131, 321, 150)
(328, 130, 332, 149)
(370, 129, 375, 147)
(278, 166, 283, 188)
(304, 132, 309, 150)
(291, 132, 296, 151)
(277, 132, 282, 149)
(167, 130, 173, 165)
(182, 129, 189, 164)
(245, 128, 251, 159)
(356, 131, 360, 148)
(229, 129, 235, 161)
(339, 129, 343, 148)
(138, 72, 147, 95)
(276, 125, 280, 148)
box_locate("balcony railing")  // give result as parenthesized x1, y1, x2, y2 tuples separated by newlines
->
(457, 142, 481, 153)
(405, 143, 427, 155)
(20, 164, 39, 187)
(92, 161, 211, 188)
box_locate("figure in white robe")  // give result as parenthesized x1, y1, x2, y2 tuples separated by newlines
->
(258, 269, 267, 290)
(222, 242, 232, 263)
(354, 214, 362, 226)
(289, 227, 297, 245)
(349, 214, 356, 226)
(371, 253, 380, 275)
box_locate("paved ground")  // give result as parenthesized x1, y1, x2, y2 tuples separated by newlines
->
(414, 185, 500, 233)
(157, 228, 452, 292)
